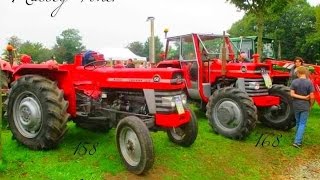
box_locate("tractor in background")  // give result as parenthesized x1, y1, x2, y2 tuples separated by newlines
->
(157, 33, 295, 140)
(230, 35, 320, 104)
(0, 51, 198, 175)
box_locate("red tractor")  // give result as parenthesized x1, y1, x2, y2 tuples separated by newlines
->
(157, 33, 295, 139)
(0, 52, 198, 174)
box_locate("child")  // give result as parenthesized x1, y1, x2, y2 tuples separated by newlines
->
(290, 66, 315, 148)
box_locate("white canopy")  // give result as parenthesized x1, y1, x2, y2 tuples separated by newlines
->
(98, 47, 147, 61)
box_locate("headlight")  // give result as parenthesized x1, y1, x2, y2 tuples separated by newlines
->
(162, 97, 176, 107)
(249, 82, 260, 90)
(181, 93, 187, 105)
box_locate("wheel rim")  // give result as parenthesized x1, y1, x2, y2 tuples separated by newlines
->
(263, 96, 290, 123)
(119, 127, 142, 166)
(13, 91, 42, 138)
(169, 127, 186, 141)
(212, 98, 243, 131)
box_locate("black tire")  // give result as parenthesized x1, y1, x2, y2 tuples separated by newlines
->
(0, 70, 9, 89)
(1, 70, 10, 113)
(258, 84, 295, 130)
(167, 107, 198, 147)
(206, 87, 257, 140)
(7, 75, 69, 150)
(116, 116, 154, 175)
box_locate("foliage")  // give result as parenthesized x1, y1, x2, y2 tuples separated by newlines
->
(302, 5, 320, 62)
(7, 36, 22, 50)
(126, 41, 145, 57)
(19, 41, 53, 63)
(228, 0, 318, 62)
(226, 0, 291, 61)
(228, 14, 256, 37)
(127, 36, 164, 63)
(267, 0, 316, 61)
(144, 36, 164, 63)
(53, 29, 85, 63)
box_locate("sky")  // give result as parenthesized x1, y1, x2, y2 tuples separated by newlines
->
(0, 0, 319, 55)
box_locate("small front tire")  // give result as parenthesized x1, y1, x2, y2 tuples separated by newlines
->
(167, 107, 198, 147)
(116, 116, 154, 175)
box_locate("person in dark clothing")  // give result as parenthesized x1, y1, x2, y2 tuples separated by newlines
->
(126, 59, 135, 68)
(289, 57, 304, 84)
(290, 66, 315, 148)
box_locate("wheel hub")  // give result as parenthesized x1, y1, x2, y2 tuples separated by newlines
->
(119, 127, 141, 166)
(126, 140, 135, 152)
(19, 97, 42, 131)
(217, 106, 235, 123)
(213, 99, 243, 129)
(14, 95, 42, 138)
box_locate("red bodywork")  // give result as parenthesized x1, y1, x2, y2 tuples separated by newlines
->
(265, 59, 320, 105)
(157, 33, 280, 107)
(1, 55, 191, 128)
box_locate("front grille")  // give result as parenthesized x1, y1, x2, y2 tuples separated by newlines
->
(155, 90, 184, 113)
(244, 78, 268, 96)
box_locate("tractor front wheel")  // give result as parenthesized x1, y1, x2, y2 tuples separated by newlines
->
(167, 107, 198, 147)
(258, 84, 295, 130)
(206, 87, 257, 140)
(116, 116, 154, 175)
(7, 75, 69, 150)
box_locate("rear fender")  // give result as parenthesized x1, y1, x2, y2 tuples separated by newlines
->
(13, 65, 76, 117)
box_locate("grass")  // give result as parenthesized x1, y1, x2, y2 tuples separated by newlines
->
(0, 104, 319, 180)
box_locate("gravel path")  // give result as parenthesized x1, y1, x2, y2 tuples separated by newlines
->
(286, 159, 320, 179)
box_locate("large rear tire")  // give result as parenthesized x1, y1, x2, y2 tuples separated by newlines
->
(258, 84, 295, 130)
(167, 107, 198, 147)
(206, 87, 257, 140)
(7, 75, 69, 150)
(0, 70, 9, 89)
(116, 116, 154, 175)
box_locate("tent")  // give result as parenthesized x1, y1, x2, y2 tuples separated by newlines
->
(98, 47, 147, 61)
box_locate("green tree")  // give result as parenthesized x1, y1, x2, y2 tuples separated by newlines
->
(19, 41, 53, 63)
(228, 0, 317, 62)
(126, 41, 145, 57)
(127, 36, 164, 63)
(7, 35, 22, 50)
(228, 14, 256, 37)
(301, 5, 320, 62)
(53, 29, 85, 63)
(266, 0, 316, 61)
(226, 0, 290, 61)
(143, 36, 163, 63)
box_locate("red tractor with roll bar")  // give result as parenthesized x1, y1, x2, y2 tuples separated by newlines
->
(157, 33, 295, 140)
(230, 35, 320, 105)
(0, 51, 198, 175)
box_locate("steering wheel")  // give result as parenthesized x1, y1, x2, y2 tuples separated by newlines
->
(84, 60, 108, 70)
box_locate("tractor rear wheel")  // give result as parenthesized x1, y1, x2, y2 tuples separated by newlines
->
(0, 70, 9, 89)
(258, 84, 295, 130)
(116, 116, 154, 175)
(167, 107, 198, 147)
(206, 87, 257, 140)
(7, 75, 69, 150)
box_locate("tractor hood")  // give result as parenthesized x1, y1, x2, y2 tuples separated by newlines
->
(96, 67, 184, 90)
(12, 63, 186, 90)
(73, 66, 185, 90)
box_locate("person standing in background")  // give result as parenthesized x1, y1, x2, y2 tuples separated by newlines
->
(289, 57, 304, 84)
(290, 66, 315, 148)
